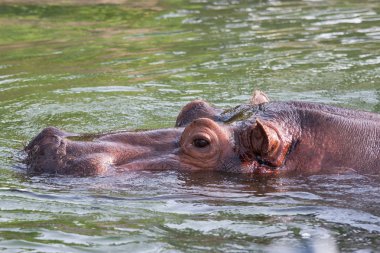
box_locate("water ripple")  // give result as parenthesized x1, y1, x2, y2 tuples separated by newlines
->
(0, 0, 379, 251)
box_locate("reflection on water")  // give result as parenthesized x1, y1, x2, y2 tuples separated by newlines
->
(1, 171, 379, 252)
(0, 0, 379, 252)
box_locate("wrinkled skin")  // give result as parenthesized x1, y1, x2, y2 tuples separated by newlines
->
(24, 92, 380, 176)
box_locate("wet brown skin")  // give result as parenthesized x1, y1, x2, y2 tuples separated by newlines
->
(24, 93, 380, 176)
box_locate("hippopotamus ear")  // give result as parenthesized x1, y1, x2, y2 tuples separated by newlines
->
(250, 90, 269, 105)
(250, 119, 289, 167)
(251, 119, 280, 156)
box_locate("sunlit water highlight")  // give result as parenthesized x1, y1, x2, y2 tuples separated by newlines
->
(0, 0, 379, 252)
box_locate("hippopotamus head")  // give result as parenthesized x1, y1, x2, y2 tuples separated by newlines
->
(24, 91, 293, 176)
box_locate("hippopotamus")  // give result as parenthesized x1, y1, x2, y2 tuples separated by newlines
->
(24, 91, 380, 176)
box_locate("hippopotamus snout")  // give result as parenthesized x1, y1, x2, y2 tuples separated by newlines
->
(25, 127, 135, 175)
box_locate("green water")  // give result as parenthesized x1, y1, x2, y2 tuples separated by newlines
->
(0, 0, 379, 252)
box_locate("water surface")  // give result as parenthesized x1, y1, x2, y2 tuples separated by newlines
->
(0, 0, 379, 252)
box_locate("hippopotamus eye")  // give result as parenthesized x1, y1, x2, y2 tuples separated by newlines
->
(193, 138, 210, 148)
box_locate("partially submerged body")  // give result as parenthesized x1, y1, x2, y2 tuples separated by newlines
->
(24, 91, 380, 176)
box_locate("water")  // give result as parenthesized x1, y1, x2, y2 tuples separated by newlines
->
(0, 0, 379, 252)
